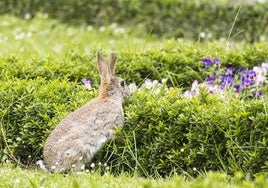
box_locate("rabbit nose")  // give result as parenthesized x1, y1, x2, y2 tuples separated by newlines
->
(124, 86, 131, 98)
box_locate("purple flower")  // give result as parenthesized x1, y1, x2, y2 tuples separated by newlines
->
(245, 70, 256, 81)
(256, 90, 263, 98)
(238, 66, 246, 78)
(207, 76, 216, 84)
(81, 78, 92, 90)
(242, 79, 253, 90)
(202, 58, 212, 68)
(221, 76, 234, 87)
(226, 67, 235, 76)
(213, 58, 221, 68)
(234, 83, 243, 93)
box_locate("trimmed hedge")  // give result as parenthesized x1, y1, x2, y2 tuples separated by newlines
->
(0, 1, 268, 42)
(1, 41, 268, 87)
(0, 78, 96, 163)
(98, 87, 268, 177)
(1, 41, 268, 176)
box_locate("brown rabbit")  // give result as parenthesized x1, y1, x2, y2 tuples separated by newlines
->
(37, 52, 130, 172)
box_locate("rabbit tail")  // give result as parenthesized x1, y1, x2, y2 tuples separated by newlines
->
(36, 160, 49, 172)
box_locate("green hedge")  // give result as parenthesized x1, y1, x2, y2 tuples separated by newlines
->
(97, 87, 268, 177)
(0, 78, 96, 163)
(1, 42, 268, 176)
(1, 41, 268, 88)
(0, 0, 268, 42)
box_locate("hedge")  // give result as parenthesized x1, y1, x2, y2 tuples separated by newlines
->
(0, 78, 96, 163)
(0, 0, 268, 42)
(97, 86, 268, 177)
(1, 41, 268, 176)
(1, 41, 268, 87)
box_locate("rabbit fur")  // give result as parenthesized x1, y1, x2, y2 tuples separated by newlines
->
(38, 52, 130, 173)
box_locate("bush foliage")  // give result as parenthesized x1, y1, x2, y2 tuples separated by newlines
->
(1, 41, 268, 176)
(99, 87, 268, 177)
(1, 0, 268, 42)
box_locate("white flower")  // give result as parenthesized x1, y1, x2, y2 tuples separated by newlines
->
(15, 179, 20, 184)
(261, 62, 268, 73)
(80, 164, 85, 170)
(87, 25, 93, 31)
(129, 83, 137, 93)
(183, 80, 200, 98)
(152, 80, 159, 86)
(24, 13, 32, 20)
(200, 32, 206, 38)
(26, 32, 32, 38)
(180, 148, 184, 152)
(253, 66, 264, 76)
(193, 167, 197, 171)
(256, 75, 265, 86)
(90, 163, 95, 168)
(114, 27, 125, 34)
(161, 78, 168, 84)
(53, 44, 63, 53)
(43, 13, 49, 19)
(99, 26, 106, 32)
(110, 22, 117, 28)
(0, 36, 8, 43)
(15, 32, 25, 40)
(2, 20, 9, 26)
(144, 79, 154, 89)
(154, 87, 161, 94)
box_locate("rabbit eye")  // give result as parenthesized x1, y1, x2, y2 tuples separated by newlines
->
(120, 80, 125, 87)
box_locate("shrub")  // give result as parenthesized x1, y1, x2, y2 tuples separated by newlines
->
(0, 78, 96, 163)
(97, 85, 268, 177)
(1, 41, 268, 87)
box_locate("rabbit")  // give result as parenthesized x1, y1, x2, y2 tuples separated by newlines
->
(37, 52, 130, 173)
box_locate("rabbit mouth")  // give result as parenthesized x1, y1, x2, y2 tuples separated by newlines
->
(124, 92, 130, 98)
(123, 87, 131, 98)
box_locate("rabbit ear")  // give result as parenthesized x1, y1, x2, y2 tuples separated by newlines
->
(109, 53, 117, 76)
(97, 51, 110, 78)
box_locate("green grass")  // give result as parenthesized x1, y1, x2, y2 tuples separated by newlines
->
(1, 13, 268, 187)
(0, 13, 165, 59)
(1, 164, 268, 188)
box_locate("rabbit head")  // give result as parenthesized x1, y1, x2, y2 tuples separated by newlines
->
(97, 52, 130, 100)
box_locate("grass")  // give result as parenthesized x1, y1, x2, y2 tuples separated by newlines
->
(1, 164, 268, 188)
(1, 13, 268, 187)
(0, 13, 165, 59)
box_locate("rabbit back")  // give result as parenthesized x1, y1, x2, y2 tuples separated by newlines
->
(43, 97, 124, 172)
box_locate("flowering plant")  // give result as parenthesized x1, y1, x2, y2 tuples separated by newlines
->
(185, 58, 268, 99)
(81, 78, 92, 90)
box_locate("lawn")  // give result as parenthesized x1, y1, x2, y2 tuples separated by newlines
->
(0, 14, 165, 59)
(1, 13, 268, 187)
(1, 164, 268, 188)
